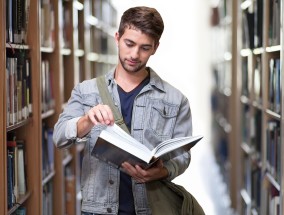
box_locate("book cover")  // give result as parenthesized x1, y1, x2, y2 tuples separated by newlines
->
(15, 207, 27, 215)
(17, 140, 26, 195)
(7, 153, 14, 209)
(92, 124, 203, 169)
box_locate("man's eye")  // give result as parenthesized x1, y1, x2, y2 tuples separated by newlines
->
(126, 43, 134, 47)
(142, 47, 151, 51)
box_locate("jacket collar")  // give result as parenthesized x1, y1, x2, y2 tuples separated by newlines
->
(105, 67, 166, 93)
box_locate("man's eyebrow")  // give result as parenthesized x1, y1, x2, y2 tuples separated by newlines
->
(141, 44, 153, 48)
(124, 39, 153, 47)
(124, 39, 135, 43)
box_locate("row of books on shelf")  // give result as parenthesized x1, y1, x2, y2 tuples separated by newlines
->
(42, 125, 55, 180)
(7, 132, 27, 210)
(265, 180, 280, 215)
(43, 182, 53, 215)
(41, 60, 55, 113)
(242, 0, 263, 49)
(240, 55, 262, 104)
(6, 0, 30, 44)
(241, 107, 262, 157)
(250, 166, 261, 212)
(266, 120, 281, 183)
(269, 58, 281, 114)
(6, 51, 32, 127)
(240, 56, 281, 114)
(268, 0, 281, 46)
(242, 118, 281, 184)
(242, 0, 280, 49)
(242, 156, 261, 213)
(61, 0, 72, 49)
(250, 110, 262, 156)
(6, 0, 72, 49)
(41, 0, 55, 48)
(242, 157, 281, 215)
(7, 127, 56, 211)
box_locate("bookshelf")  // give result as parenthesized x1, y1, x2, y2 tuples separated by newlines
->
(210, 0, 240, 211)
(211, 0, 283, 214)
(1, 1, 5, 214)
(1, 0, 118, 214)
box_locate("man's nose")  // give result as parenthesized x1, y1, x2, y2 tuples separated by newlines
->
(130, 47, 140, 59)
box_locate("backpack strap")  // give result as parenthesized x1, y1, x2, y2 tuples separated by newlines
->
(96, 75, 130, 134)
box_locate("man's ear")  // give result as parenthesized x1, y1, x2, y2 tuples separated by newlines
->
(115, 32, 120, 45)
(152, 42, 160, 55)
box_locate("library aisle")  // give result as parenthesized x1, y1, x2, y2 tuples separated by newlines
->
(111, 1, 235, 214)
(112, 1, 237, 214)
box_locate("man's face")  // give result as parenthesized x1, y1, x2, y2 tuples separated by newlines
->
(115, 28, 158, 73)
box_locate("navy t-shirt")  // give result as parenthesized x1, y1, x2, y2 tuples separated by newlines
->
(117, 75, 150, 215)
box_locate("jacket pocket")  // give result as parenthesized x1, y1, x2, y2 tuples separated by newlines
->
(82, 94, 100, 114)
(148, 99, 178, 138)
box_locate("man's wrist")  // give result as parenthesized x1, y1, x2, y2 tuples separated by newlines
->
(77, 115, 93, 138)
(161, 167, 169, 180)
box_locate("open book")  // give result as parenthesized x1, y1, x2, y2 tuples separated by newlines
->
(92, 124, 203, 169)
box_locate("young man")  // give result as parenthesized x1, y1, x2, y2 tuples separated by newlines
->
(53, 6, 193, 215)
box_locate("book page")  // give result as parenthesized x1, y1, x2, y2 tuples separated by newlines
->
(152, 135, 203, 158)
(99, 124, 153, 162)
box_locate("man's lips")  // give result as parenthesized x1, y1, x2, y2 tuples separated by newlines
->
(127, 59, 139, 66)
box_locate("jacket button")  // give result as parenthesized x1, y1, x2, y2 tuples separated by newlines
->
(107, 208, 112, 213)
(109, 179, 114, 184)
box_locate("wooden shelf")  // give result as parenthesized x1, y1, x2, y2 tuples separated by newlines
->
(42, 171, 56, 186)
(1, 0, 118, 214)
(7, 191, 32, 215)
(211, 0, 283, 214)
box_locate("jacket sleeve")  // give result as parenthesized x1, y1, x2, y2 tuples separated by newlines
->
(163, 96, 192, 181)
(53, 84, 87, 149)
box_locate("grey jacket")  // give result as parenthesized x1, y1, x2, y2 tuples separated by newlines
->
(53, 67, 193, 214)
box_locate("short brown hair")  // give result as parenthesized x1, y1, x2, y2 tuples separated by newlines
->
(118, 6, 164, 45)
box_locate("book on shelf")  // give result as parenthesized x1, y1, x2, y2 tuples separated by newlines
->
(268, 58, 281, 113)
(254, 56, 262, 104)
(7, 133, 27, 208)
(17, 141, 27, 195)
(42, 182, 53, 215)
(251, 167, 261, 211)
(269, 0, 281, 46)
(241, 57, 249, 96)
(15, 207, 27, 215)
(7, 153, 14, 209)
(92, 124, 203, 169)
(41, 60, 55, 113)
(253, 0, 263, 48)
(266, 184, 280, 215)
(6, 53, 32, 126)
(266, 120, 281, 183)
(6, 0, 31, 44)
(242, 8, 254, 49)
(42, 125, 54, 179)
(41, 0, 55, 47)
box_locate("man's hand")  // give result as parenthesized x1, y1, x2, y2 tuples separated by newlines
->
(77, 104, 114, 138)
(121, 159, 169, 183)
(87, 104, 114, 125)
